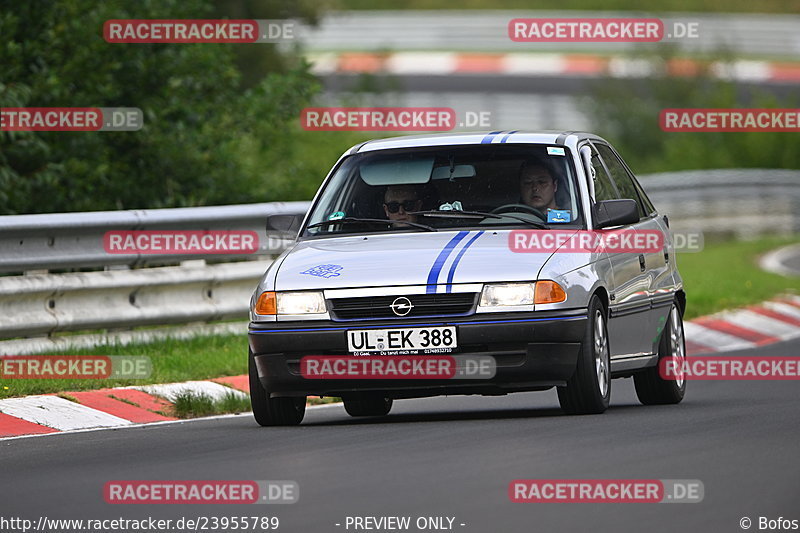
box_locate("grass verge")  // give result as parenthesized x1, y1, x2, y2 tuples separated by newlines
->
(169, 391, 251, 419)
(677, 236, 799, 319)
(1, 237, 797, 400)
(1, 334, 249, 400)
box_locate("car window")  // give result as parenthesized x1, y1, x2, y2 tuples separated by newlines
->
(594, 143, 645, 218)
(587, 147, 618, 202)
(303, 144, 586, 236)
(628, 169, 657, 215)
(604, 144, 657, 215)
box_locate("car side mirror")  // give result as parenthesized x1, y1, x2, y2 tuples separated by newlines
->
(266, 213, 303, 236)
(593, 199, 639, 228)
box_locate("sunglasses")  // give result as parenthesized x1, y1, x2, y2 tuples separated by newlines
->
(384, 200, 420, 213)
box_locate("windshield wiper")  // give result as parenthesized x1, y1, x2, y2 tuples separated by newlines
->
(410, 210, 549, 229)
(306, 217, 437, 232)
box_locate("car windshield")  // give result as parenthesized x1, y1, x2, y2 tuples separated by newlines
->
(303, 144, 583, 237)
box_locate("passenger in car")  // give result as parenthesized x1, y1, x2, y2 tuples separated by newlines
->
(519, 159, 561, 211)
(383, 185, 424, 226)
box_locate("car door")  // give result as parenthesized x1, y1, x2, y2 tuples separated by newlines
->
(589, 141, 654, 358)
(594, 142, 670, 356)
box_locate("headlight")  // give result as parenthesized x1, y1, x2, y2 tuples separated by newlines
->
(479, 281, 567, 307)
(479, 283, 535, 307)
(254, 291, 326, 315)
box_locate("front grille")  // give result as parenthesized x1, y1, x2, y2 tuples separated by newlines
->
(328, 292, 477, 320)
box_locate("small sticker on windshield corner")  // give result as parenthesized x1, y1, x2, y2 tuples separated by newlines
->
(547, 147, 566, 156)
(547, 209, 571, 223)
(301, 264, 343, 278)
(327, 211, 345, 221)
(438, 201, 463, 211)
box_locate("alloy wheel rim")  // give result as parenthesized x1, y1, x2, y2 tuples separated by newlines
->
(594, 310, 610, 397)
(670, 306, 686, 388)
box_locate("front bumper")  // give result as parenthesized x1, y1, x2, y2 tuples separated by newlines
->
(248, 310, 587, 399)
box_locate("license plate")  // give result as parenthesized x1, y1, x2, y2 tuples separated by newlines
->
(347, 327, 457, 355)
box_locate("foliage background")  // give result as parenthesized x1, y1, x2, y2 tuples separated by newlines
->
(1, 0, 797, 215)
(0, 0, 364, 215)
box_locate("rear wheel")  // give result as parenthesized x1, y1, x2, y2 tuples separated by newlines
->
(557, 295, 611, 415)
(249, 350, 306, 426)
(634, 303, 687, 405)
(343, 393, 393, 417)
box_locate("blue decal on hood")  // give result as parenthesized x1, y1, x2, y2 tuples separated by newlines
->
(301, 264, 343, 278)
(446, 231, 485, 292)
(426, 231, 470, 293)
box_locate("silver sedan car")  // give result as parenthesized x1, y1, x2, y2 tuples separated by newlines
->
(248, 131, 687, 425)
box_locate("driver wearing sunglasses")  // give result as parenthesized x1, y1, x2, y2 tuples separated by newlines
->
(383, 185, 423, 226)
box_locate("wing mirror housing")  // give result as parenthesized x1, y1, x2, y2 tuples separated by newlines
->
(266, 213, 303, 236)
(593, 199, 639, 228)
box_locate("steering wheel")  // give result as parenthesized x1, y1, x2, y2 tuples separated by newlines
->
(490, 203, 546, 220)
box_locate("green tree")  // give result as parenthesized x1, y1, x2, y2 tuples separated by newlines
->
(0, 0, 322, 214)
(584, 47, 800, 174)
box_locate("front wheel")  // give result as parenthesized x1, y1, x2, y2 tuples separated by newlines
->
(634, 303, 687, 405)
(557, 295, 611, 415)
(249, 350, 306, 426)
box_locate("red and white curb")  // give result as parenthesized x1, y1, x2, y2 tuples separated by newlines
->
(2, 295, 799, 439)
(0, 376, 249, 439)
(683, 295, 800, 354)
(308, 51, 800, 83)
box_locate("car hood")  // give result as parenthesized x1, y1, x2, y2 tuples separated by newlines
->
(272, 229, 583, 291)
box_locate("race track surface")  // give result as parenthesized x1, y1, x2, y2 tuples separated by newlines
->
(3, 339, 799, 533)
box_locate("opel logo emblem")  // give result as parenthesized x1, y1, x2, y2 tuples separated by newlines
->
(390, 296, 414, 317)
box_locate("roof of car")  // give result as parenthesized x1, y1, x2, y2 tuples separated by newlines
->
(351, 131, 606, 154)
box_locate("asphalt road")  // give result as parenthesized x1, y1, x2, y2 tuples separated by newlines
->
(3, 339, 800, 533)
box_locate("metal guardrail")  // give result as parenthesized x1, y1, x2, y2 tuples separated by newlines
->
(0, 201, 311, 273)
(0, 261, 264, 339)
(294, 11, 800, 58)
(640, 169, 800, 238)
(0, 170, 797, 352)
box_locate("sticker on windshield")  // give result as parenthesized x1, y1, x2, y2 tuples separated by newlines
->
(327, 211, 345, 221)
(547, 147, 566, 156)
(301, 264, 343, 278)
(439, 201, 463, 211)
(547, 209, 571, 223)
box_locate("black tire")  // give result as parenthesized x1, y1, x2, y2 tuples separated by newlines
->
(557, 295, 611, 415)
(343, 393, 393, 417)
(249, 350, 306, 426)
(634, 303, 687, 405)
